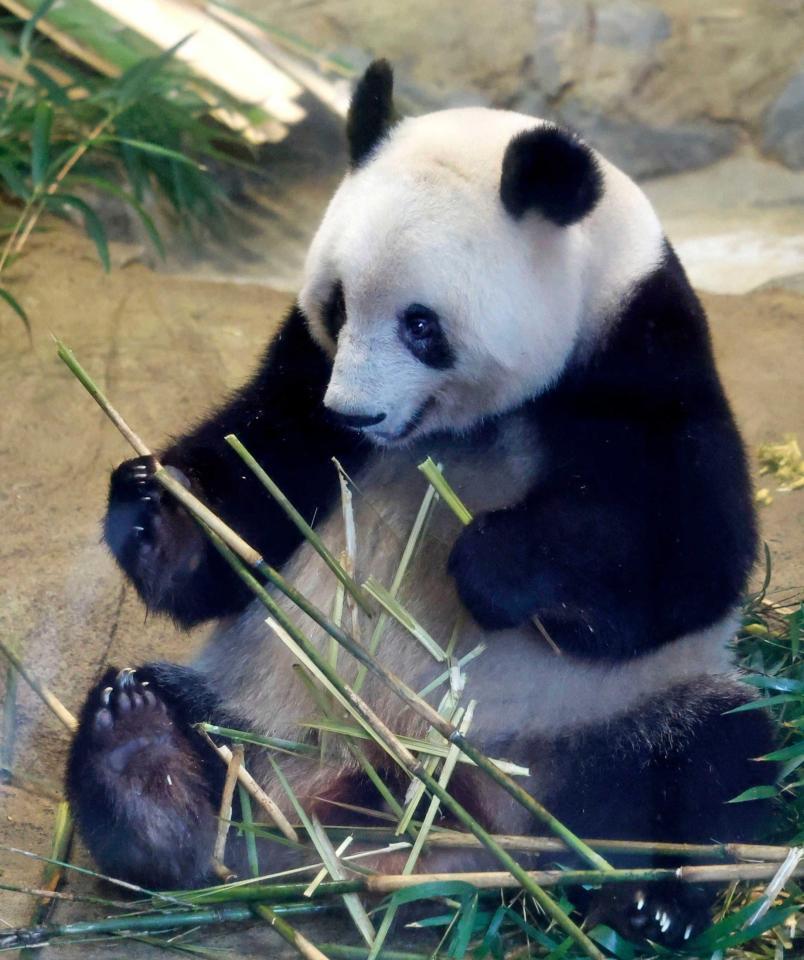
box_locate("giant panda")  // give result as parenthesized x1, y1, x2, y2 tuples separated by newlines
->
(67, 61, 776, 946)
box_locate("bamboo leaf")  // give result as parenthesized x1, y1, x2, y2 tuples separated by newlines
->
(31, 100, 53, 188)
(727, 784, 778, 803)
(114, 36, 190, 104)
(0, 159, 30, 200)
(743, 674, 804, 694)
(19, 0, 59, 56)
(761, 741, 804, 763)
(725, 693, 800, 713)
(26, 65, 71, 106)
(46, 194, 110, 272)
(0, 286, 30, 334)
(101, 136, 204, 169)
(66, 174, 165, 259)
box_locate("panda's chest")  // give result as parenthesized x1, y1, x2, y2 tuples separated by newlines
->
(311, 412, 542, 589)
(201, 412, 542, 736)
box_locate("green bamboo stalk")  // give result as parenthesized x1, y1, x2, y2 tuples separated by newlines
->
(28, 801, 73, 926)
(417, 457, 561, 656)
(368, 703, 476, 960)
(363, 577, 447, 661)
(238, 784, 260, 877)
(225, 433, 372, 614)
(295, 664, 406, 821)
(56, 340, 605, 872)
(215, 551, 603, 960)
(56, 342, 608, 956)
(252, 903, 332, 960)
(1, 661, 18, 777)
(268, 756, 375, 948)
(355, 482, 438, 693)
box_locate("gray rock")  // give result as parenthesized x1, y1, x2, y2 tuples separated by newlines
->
(594, 1, 670, 53)
(764, 65, 804, 169)
(557, 100, 739, 179)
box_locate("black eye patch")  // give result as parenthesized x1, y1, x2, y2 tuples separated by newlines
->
(399, 304, 455, 369)
(322, 281, 346, 340)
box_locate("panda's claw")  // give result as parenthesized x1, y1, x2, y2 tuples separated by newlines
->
(592, 882, 711, 948)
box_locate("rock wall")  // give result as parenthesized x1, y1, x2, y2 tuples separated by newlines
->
(242, 0, 804, 177)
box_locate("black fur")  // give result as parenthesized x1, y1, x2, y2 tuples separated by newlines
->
(66, 664, 230, 889)
(449, 242, 757, 660)
(104, 305, 370, 627)
(399, 304, 456, 369)
(346, 59, 396, 168)
(500, 125, 603, 225)
(74, 98, 772, 942)
(322, 280, 346, 341)
(553, 686, 777, 945)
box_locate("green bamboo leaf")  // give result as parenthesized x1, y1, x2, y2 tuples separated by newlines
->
(0, 158, 30, 200)
(103, 136, 203, 168)
(727, 784, 778, 803)
(46, 194, 110, 272)
(19, 0, 59, 56)
(31, 100, 53, 187)
(725, 693, 800, 713)
(26, 65, 72, 106)
(743, 674, 804, 693)
(0, 285, 30, 334)
(114, 36, 189, 104)
(66, 174, 165, 259)
(761, 741, 804, 762)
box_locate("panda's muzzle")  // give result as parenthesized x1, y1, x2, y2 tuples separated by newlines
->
(326, 408, 387, 431)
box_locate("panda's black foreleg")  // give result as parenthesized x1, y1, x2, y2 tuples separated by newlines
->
(66, 663, 230, 890)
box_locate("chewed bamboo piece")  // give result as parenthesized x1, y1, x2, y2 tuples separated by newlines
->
(198, 730, 298, 843)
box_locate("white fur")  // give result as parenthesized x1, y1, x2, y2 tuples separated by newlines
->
(194, 415, 742, 806)
(298, 108, 664, 443)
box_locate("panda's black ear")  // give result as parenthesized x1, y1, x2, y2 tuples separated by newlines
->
(500, 125, 603, 226)
(346, 59, 396, 168)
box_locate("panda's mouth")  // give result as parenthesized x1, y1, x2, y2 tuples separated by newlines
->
(371, 396, 436, 444)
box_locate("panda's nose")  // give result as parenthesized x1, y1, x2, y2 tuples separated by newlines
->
(327, 408, 387, 430)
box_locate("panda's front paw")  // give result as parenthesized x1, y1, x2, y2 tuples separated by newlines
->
(447, 511, 535, 630)
(591, 882, 712, 948)
(104, 456, 203, 612)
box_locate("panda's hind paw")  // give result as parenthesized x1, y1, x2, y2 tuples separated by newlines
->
(86, 667, 177, 775)
(591, 882, 711, 948)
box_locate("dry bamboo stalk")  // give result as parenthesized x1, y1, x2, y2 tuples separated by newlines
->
(56, 342, 603, 959)
(0, 637, 77, 733)
(744, 846, 803, 927)
(422, 832, 796, 863)
(199, 732, 298, 843)
(213, 743, 243, 867)
(364, 861, 804, 893)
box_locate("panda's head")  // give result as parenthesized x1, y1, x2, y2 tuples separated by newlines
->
(299, 61, 664, 445)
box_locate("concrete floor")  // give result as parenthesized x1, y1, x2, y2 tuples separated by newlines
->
(0, 141, 801, 954)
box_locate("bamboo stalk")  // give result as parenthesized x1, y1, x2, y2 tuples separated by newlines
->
(199, 731, 298, 842)
(232, 583, 602, 957)
(252, 903, 332, 960)
(417, 457, 561, 656)
(56, 343, 608, 958)
(61, 342, 590, 876)
(363, 861, 804, 891)
(0, 903, 329, 951)
(225, 433, 372, 614)
(213, 743, 243, 868)
(0, 637, 77, 732)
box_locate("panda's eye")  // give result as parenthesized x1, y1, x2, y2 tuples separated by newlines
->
(399, 304, 455, 369)
(402, 305, 438, 340)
